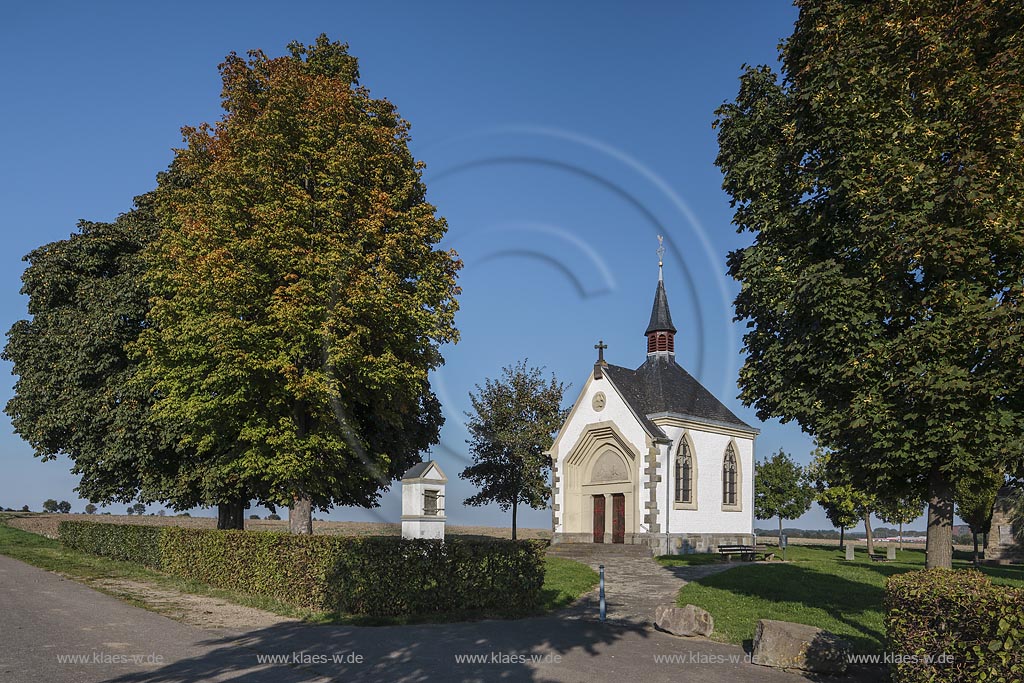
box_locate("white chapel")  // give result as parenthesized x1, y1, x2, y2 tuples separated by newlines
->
(549, 248, 757, 555)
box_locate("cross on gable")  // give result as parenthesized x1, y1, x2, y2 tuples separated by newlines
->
(595, 340, 608, 364)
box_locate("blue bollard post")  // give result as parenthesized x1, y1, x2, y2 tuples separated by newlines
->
(599, 564, 606, 622)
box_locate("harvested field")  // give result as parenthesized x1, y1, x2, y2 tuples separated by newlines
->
(4, 513, 552, 542)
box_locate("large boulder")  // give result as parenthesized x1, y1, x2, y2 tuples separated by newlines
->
(653, 604, 714, 637)
(751, 619, 851, 674)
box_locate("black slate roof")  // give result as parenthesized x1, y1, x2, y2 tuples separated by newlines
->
(604, 355, 754, 434)
(645, 280, 677, 335)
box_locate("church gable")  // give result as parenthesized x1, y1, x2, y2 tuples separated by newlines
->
(550, 369, 662, 461)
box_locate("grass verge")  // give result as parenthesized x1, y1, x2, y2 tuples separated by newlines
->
(0, 518, 597, 625)
(0, 522, 327, 621)
(672, 543, 1024, 654)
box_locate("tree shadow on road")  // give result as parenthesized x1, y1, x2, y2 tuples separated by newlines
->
(105, 613, 651, 683)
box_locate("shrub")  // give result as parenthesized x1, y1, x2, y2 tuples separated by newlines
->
(59, 521, 547, 618)
(160, 528, 347, 610)
(886, 568, 1024, 682)
(329, 537, 547, 617)
(59, 521, 163, 568)
(266, 514, 280, 520)
(159, 528, 546, 617)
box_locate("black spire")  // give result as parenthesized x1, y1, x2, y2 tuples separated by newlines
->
(646, 236, 676, 354)
(645, 279, 676, 335)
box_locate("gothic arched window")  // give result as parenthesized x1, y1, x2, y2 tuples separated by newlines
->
(723, 444, 738, 507)
(674, 440, 693, 504)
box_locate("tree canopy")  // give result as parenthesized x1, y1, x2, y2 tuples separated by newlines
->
(136, 35, 461, 532)
(3, 196, 183, 507)
(714, 0, 1024, 568)
(754, 449, 815, 537)
(461, 361, 568, 539)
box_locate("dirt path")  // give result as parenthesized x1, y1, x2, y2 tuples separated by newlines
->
(87, 578, 295, 631)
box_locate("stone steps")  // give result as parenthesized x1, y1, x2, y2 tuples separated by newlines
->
(546, 542, 654, 560)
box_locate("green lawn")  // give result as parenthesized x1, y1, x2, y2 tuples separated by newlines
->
(541, 556, 600, 609)
(667, 543, 1024, 654)
(0, 518, 596, 623)
(656, 552, 727, 567)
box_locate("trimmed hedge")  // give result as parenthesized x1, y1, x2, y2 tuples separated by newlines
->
(58, 520, 163, 568)
(159, 528, 349, 611)
(58, 521, 547, 618)
(886, 568, 1024, 683)
(328, 537, 547, 617)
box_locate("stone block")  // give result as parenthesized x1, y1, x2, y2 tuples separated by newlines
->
(887, 545, 896, 561)
(845, 543, 855, 561)
(751, 619, 851, 674)
(653, 604, 714, 638)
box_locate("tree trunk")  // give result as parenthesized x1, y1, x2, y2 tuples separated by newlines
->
(217, 498, 245, 530)
(864, 512, 874, 555)
(899, 521, 904, 551)
(839, 526, 845, 549)
(778, 516, 783, 542)
(289, 496, 312, 535)
(288, 403, 314, 536)
(511, 499, 518, 540)
(925, 467, 954, 569)
(972, 531, 979, 566)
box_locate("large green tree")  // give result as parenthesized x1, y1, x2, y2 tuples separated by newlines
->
(4, 197, 184, 508)
(137, 36, 461, 534)
(461, 361, 568, 540)
(754, 449, 815, 539)
(714, 1, 1024, 568)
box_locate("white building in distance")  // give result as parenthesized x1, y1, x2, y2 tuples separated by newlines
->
(401, 460, 447, 540)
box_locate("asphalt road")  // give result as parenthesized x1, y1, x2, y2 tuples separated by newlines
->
(0, 554, 823, 682)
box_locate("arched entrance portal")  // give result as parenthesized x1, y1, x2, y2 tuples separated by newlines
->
(563, 422, 639, 543)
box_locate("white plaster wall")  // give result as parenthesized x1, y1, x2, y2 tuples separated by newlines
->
(658, 425, 754, 535)
(552, 371, 649, 534)
(401, 519, 445, 540)
(401, 481, 446, 518)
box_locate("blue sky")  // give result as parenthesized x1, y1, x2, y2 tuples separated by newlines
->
(0, 1, 930, 531)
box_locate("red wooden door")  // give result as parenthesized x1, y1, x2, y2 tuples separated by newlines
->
(612, 493, 625, 544)
(592, 495, 605, 543)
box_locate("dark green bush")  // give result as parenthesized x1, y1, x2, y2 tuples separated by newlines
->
(160, 528, 348, 610)
(329, 537, 547, 617)
(60, 521, 547, 618)
(159, 527, 546, 617)
(886, 568, 1024, 682)
(59, 520, 163, 568)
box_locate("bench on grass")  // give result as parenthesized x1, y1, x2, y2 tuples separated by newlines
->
(717, 544, 756, 561)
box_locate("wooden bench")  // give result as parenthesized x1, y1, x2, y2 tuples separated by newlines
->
(717, 544, 756, 561)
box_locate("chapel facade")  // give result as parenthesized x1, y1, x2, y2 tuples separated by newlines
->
(549, 255, 757, 555)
